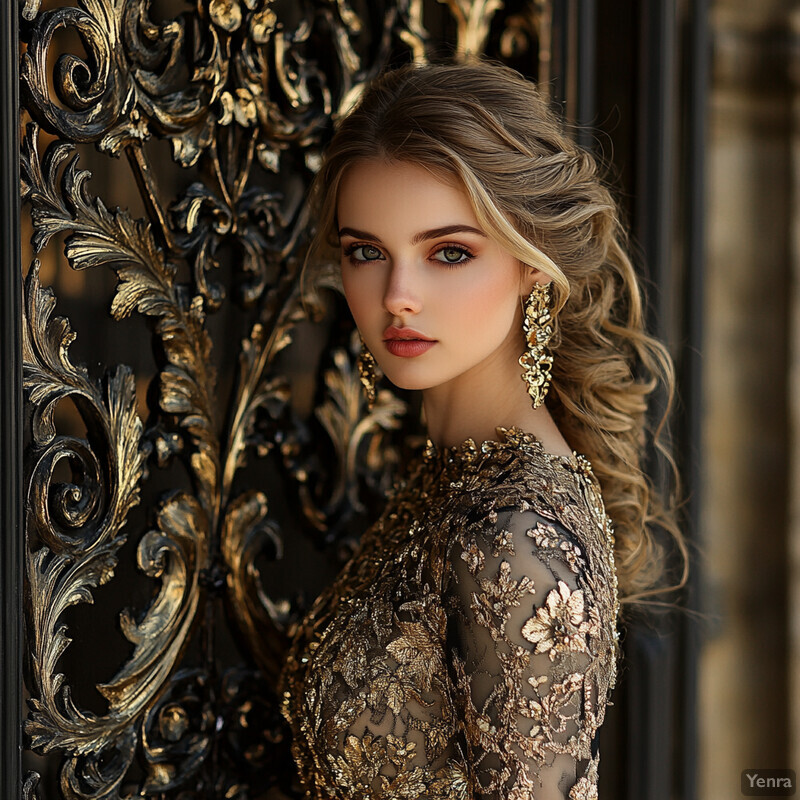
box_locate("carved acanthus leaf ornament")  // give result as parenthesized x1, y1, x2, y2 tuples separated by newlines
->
(16, 0, 554, 796)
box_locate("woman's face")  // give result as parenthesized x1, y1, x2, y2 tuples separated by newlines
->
(337, 158, 530, 397)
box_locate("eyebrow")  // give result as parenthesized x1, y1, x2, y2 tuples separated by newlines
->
(337, 224, 488, 244)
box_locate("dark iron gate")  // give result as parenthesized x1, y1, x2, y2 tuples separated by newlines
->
(2, 1, 708, 797)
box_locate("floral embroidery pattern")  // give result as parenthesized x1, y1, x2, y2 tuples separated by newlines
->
(279, 427, 619, 799)
(529, 521, 588, 574)
(521, 580, 599, 660)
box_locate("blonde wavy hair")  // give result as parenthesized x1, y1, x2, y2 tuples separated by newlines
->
(307, 60, 688, 605)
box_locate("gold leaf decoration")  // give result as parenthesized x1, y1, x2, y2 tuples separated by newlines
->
(438, 0, 505, 55)
(18, 0, 549, 795)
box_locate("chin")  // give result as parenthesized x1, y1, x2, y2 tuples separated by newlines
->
(380, 370, 434, 393)
(384, 378, 428, 392)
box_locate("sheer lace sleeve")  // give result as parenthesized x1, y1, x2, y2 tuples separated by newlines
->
(444, 508, 615, 800)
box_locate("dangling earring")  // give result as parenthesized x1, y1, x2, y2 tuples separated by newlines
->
(519, 282, 554, 408)
(356, 336, 377, 410)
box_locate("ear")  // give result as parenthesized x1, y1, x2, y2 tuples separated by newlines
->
(519, 265, 552, 297)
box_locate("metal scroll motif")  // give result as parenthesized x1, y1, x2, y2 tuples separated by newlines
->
(439, 0, 504, 55)
(18, 0, 550, 797)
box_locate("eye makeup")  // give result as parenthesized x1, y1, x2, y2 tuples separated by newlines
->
(341, 241, 477, 268)
(429, 243, 475, 266)
(342, 242, 385, 264)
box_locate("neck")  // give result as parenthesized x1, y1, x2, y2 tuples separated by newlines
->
(421, 331, 573, 458)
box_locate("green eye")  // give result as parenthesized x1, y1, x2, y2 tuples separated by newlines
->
(434, 246, 471, 264)
(349, 244, 383, 261)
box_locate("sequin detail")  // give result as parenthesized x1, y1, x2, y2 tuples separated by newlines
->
(279, 427, 619, 799)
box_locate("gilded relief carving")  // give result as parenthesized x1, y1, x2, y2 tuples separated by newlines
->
(17, 0, 552, 796)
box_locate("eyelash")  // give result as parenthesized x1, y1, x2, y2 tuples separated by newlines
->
(431, 243, 475, 267)
(342, 242, 476, 268)
(343, 243, 384, 265)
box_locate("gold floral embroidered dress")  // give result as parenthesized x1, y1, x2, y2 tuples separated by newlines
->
(279, 427, 620, 800)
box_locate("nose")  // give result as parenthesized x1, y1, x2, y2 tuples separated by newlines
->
(383, 262, 422, 317)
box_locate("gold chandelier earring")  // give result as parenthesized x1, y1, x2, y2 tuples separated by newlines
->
(356, 336, 377, 410)
(519, 282, 554, 408)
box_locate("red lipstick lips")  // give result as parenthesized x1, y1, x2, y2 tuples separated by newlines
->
(383, 325, 437, 358)
(383, 325, 434, 341)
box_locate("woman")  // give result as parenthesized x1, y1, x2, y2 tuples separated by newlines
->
(278, 60, 686, 799)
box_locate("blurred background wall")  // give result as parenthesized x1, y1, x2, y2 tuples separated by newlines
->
(702, 1, 797, 797)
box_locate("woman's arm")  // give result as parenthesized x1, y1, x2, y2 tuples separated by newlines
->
(445, 509, 615, 800)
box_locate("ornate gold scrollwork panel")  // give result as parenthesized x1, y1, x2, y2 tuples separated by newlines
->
(18, 0, 552, 797)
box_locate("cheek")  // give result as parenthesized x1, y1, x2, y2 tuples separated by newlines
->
(341, 269, 379, 326)
(341, 269, 364, 314)
(449, 271, 521, 337)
